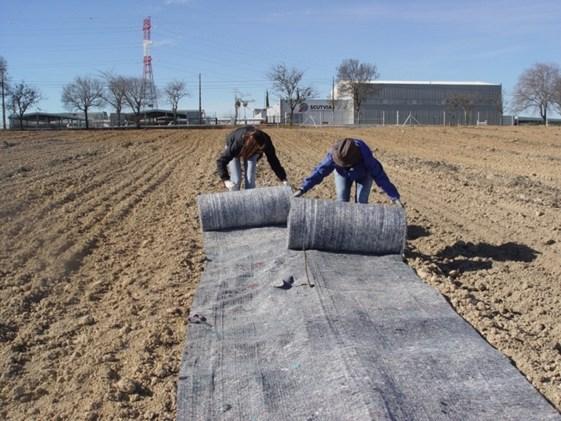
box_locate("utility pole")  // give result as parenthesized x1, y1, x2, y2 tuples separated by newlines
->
(0, 58, 6, 129)
(1, 72, 5, 130)
(331, 77, 335, 124)
(198, 73, 202, 125)
(265, 90, 269, 124)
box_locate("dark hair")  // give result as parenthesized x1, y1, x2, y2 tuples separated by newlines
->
(238, 129, 266, 160)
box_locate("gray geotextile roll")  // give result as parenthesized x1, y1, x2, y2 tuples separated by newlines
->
(288, 198, 406, 255)
(197, 186, 292, 231)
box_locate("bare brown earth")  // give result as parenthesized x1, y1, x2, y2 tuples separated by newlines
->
(1, 126, 560, 420)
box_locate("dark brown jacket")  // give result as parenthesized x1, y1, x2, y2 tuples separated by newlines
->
(216, 126, 287, 181)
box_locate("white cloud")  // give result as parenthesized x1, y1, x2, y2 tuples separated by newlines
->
(152, 39, 176, 48)
(164, 0, 192, 5)
(261, 1, 561, 34)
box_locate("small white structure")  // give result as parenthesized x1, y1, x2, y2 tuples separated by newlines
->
(253, 104, 282, 124)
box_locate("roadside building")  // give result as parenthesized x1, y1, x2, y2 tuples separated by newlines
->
(112, 109, 205, 126)
(278, 81, 502, 126)
(337, 81, 503, 125)
(279, 99, 353, 125)
(9, 112, 85, 129)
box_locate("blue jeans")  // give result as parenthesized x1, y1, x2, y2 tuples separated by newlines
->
(227, 155, 257, 190)
(334, 172, 373, 203)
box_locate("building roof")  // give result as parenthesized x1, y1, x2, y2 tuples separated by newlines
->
(123, 109, 202, 116)
(11, 112, 84, 121)
(362, 80, 500, 86)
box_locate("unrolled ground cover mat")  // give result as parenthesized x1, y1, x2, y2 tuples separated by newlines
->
(178, 188, 560, 420)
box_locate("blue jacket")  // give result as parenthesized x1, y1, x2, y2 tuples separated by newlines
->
(300, 139, 400, 200)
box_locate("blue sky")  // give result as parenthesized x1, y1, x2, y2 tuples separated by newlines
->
(2, 0, 561, 117)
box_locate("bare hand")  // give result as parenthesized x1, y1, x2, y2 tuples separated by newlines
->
(224, 180, 235, 191)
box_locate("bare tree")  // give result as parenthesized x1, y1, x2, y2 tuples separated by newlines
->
(553, 77, 561, 116)
(512, 63, 560, 125)
(8, 82, 42, 130)
(164, 80, 188, 124)
(268, 64, 315, 125)
(62, 76, 104, 129)
(0, 56, 8, 129)
(446, 94, 476, 125)
(123, 77, 146, 128)
(336, 59, 379, 124)
(101, 72, 128, 127)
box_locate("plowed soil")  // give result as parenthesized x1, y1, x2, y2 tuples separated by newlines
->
(1, 126, 560, 420)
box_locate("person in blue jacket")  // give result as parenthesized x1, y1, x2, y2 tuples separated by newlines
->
(294, 138, 403, 206)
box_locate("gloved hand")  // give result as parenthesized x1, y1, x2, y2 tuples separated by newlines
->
(224, 180, 235, 191)
(282, 180, 289, 186)
(293, 189, 304, 198)
(393, 199, 404, 208)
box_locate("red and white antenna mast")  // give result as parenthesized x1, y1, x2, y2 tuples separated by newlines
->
(142, 16, 158, 109)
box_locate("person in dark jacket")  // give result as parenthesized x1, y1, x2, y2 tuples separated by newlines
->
(217, 126, 288, 191)
(294, 138, 402, 206)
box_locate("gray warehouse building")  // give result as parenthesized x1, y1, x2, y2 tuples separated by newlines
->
(345, 81, 503, 125)
(281, 81, 502, 126)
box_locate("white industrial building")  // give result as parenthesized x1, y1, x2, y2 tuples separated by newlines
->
(279, 99, 354, 125)
(253, 104, 282, 124)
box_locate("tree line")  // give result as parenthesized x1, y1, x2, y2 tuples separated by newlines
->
(3, 54, 560, 130)
(0, 57, 189, 129)
(268, 59, 378, 125)
(0, 55, 380, 129)
(267, 60, 561, 125)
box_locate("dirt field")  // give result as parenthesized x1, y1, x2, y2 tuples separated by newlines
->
(1, 126, 560, 420)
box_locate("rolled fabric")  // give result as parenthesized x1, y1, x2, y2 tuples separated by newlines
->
(198, 186, 292, 231)
(288, 198, 406, 255)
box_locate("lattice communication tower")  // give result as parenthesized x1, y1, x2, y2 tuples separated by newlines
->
(142, 17, 158, 109)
